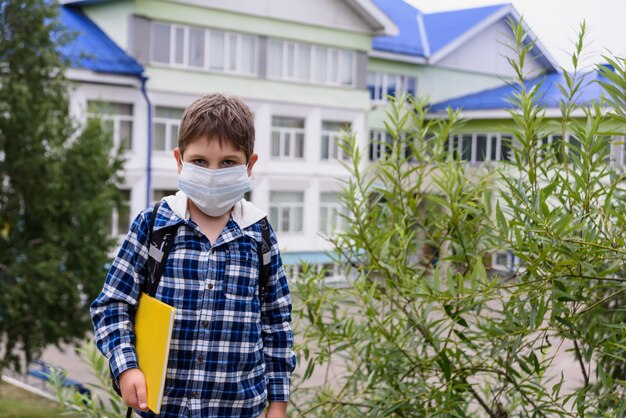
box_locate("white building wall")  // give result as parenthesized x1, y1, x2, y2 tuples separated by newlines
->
(175, 0, 376, 34)
(436, 19, 547, 78)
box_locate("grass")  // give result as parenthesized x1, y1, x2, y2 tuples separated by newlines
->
(0, 381, 68, 418)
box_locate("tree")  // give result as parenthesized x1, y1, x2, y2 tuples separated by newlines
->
(289, 21, 626, 417)
(0, 0, 123, 374)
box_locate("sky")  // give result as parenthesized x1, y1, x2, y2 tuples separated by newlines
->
(405, 0, 626, 71)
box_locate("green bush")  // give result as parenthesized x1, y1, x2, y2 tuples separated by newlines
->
(289, 21, 626, 417)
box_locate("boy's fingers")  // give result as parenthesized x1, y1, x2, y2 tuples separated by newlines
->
(136, 381, 149, 411)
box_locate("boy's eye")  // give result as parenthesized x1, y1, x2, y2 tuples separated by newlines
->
(192, 159, 207, 167)
(221, 160, 236, 167)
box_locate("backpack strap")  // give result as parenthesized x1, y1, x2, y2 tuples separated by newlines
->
(257, 217, 272, 304)
(144, 201, 180, 297)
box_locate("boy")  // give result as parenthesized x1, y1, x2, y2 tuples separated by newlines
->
(91, 93, 296, 418)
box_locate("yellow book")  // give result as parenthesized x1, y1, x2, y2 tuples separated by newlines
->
(135, 292, 176, 414)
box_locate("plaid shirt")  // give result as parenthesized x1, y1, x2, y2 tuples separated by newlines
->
(91, 201, 295, 418)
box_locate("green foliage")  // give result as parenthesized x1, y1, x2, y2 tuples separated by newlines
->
(290, 20, 626, 417)
(0, 0, 123, 373)
(48, 340, 126, 417)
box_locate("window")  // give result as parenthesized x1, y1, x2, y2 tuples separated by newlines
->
(189, 27, 205, 68)
(87, 101, 134, 151)
(153, 107, 184, 152)
(368, 72, 416, 102)
(321, 121, 351, 161)
(150, 22, 257, 75)
(319, 192, 343, 236)
(152, 23, 171, 63)
(491, 251, 524, 273)
(540, 133, 582, 163)
(110, 189, 131, 237)
(618, 137, 626, 165)
(269, 191, 304, 233)
(369, 129, 393, 161)
(316, 263, 341, 280)
(283, 264, 300, 282)
(446, 133, 513, 164)
(271, 117, 305, 159)
(267, 39, 355, 86)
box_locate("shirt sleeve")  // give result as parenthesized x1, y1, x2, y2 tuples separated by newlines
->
(90, 210, 151, 380)
(261, 223, 297, 402)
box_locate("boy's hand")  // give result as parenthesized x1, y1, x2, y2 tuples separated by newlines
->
(119, 368, 149, 412)
(265, 401, 287, 418)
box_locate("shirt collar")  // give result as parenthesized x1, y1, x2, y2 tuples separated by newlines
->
(160, 190, 266, 230)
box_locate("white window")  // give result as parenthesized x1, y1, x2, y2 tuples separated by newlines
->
(368, 72, 416, 102)
(268, 40, 283, 77)
(209, 30, 225, 71)
(446, 133, 513, 164)
(149, 22, 257, 75)
(269, 191, 304, 233)
(369, 129, 393, 161)
(151, 23, 171, 63)
(173, 25, 185, 65)
(321, 121, 351, 161)
(267, 39, 355, 86)
(283, 264, 300, 282)
(153, 107, 184, 152)
(271, 117, 305, 159)
(87, 101, 134, 151)
(189, 27, 205, 68)
(110, 189, 131, 237)
(491, 251, 524, 273)
(316, 263, 341, 281)
(319, 192, 344, 236)
(540, 133, 582, 163)
(616, 137, 626, 165)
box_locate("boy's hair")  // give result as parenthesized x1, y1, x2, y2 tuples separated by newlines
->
(177, 93, 255, 161)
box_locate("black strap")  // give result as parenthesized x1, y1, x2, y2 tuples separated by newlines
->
(144, 201, 179, 296)
(257, 217, 272, 304)
(126, 407, 133, 418)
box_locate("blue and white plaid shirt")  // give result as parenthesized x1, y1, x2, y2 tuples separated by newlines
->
(91, 198, 295, 418)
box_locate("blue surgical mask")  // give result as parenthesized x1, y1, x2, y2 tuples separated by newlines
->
(178, 163, 250, 217)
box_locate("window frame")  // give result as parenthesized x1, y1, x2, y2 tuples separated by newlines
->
(149, 22, 258, 76)
(152, 106, 184, 152)
(269, 191, 305, 233)
(271, 117, 306, 160)
(368, 72, 417, 103)
(321, 121, 351, 161)
(446, 133, 514, 164)
(319, 192, 344, 236)
(267, 39, 356, 87)
(87, 101, 134, 152)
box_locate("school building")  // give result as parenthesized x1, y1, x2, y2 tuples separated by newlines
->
(55, 0, 623, 280)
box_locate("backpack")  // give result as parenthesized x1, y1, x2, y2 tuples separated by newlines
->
(112, 200, 272, 410)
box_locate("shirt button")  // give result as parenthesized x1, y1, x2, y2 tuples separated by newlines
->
(206, 283, 213, 290)
(191, 391, 199, 399)
(197, 356, 204, 364)
(201, 320, 209, 328)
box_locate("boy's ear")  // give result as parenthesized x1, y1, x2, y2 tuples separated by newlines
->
(173, 147, 183, 174)
(247, 153, 258, 177)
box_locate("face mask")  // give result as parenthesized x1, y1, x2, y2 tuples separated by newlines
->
(178, 162, 250, 217)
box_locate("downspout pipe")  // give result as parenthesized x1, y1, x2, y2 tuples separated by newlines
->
(140, 75, 152, 208)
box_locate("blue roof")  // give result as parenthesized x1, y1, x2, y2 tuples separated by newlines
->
(372, 0, 426, 56)
(56, 6, 143, 77)
(422, 4, 508, 54)
(372, 0, 510, 59)
(430, 70, 608, 112)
